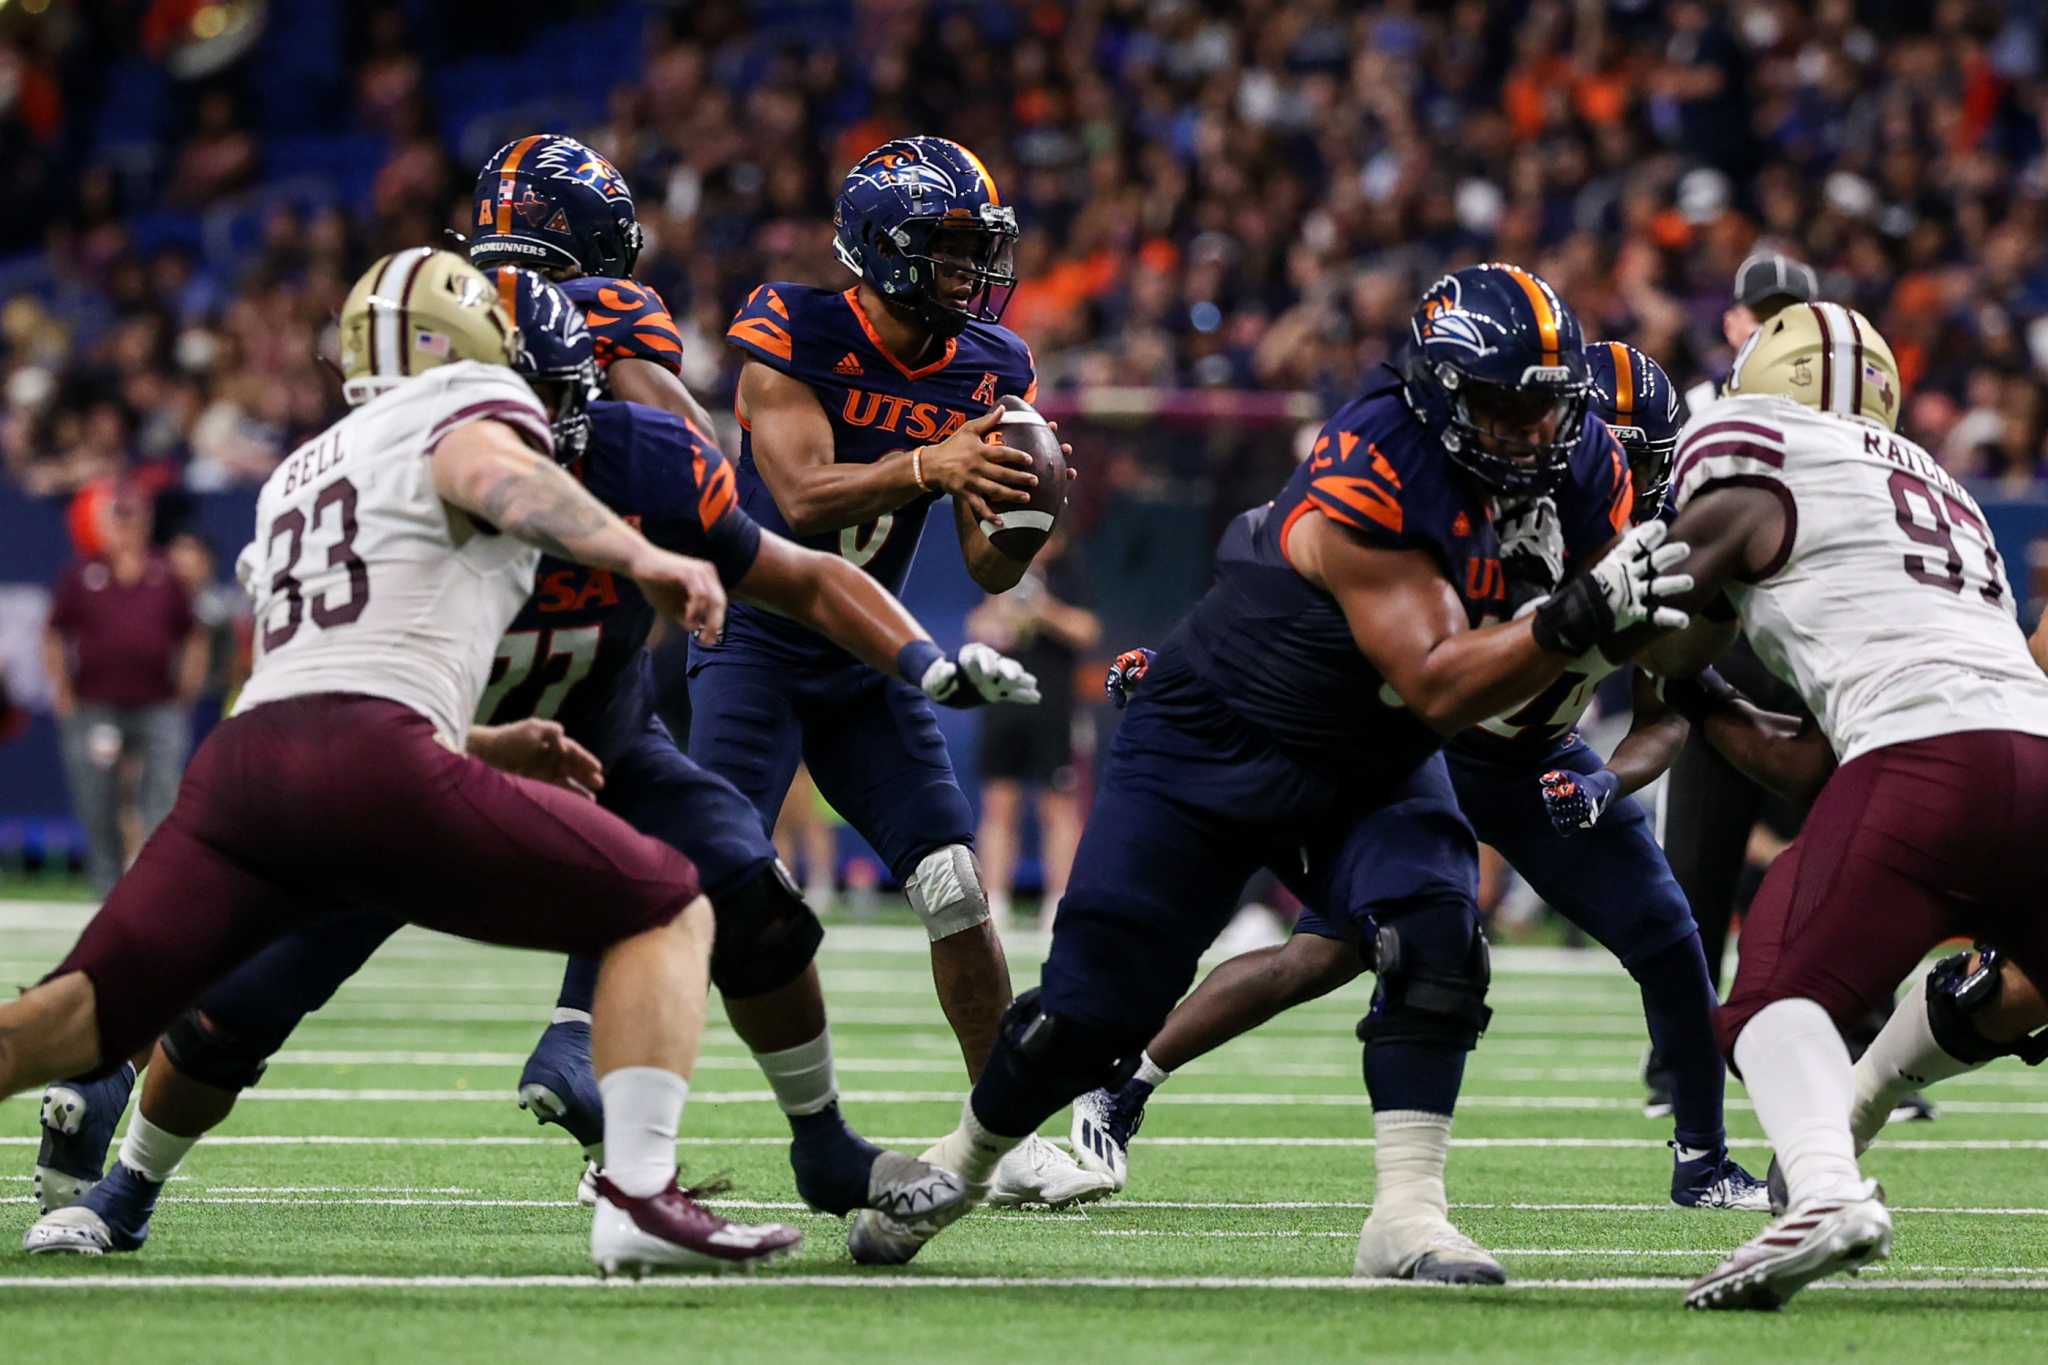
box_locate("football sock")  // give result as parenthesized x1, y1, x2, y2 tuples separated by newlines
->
(118, 1112, 198, 1185)
(1370, 1110, 1453, 1218)
(1850, 973, 1978, 1150)
(1734, 997, 1866, 1206)
(597, 1067, 686, 1199)
(1133, 1052, 1171, 1089)
(1630, 933, 1727, 1152)
(555, 956, 600, 1017)
(929, 1098, 1022, 1189)
(1363, 1040, 1466, 1117)
(754, 1031, 840, 1119)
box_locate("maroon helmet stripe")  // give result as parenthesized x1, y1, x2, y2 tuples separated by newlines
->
(395, 248, 430, 378)
(1811, 303, 1834, 415)
(1845, 306, 1865, 415)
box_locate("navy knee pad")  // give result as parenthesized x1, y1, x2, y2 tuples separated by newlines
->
(1356, 902, 1494, 1052)
(708, 860, 826, 1000)
(1927, 947, 2048, 1067)
(972, 988, 1138, 1138)
(161, 1009, 273, 1092)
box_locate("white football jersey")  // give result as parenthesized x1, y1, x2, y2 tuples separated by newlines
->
(232, 361, 554, 745)
(1669, 394, 2048, 763)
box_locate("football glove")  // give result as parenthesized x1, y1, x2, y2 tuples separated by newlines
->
(918, 641, 1041, 708)
(1539, 767, 1619, 836)
(1497, 495, 1566, 613)
(1532, 519, 1692, 656)
(1105, 647, 1155, 710)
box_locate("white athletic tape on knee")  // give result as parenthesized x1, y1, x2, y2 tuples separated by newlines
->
(906, 845, 990, 941)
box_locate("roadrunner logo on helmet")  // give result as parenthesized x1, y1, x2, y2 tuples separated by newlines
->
(338, 248, 524, 406)
(1403, 263, 1591, 497)
(833, 136, 1020, 339)
(488, 267, 599, 463)
(1585, 340, 1685, 516)
(468, 133, 644, 279)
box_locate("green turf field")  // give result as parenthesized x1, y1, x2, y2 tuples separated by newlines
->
(3, 899, 2044, 1363)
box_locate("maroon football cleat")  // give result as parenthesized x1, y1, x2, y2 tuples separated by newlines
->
(590, 1174, 801, 1277)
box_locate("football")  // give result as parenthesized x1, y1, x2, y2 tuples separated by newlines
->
(982, 392, 1068, 560)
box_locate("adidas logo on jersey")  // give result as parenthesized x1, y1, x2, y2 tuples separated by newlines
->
(1452, 510, 1472, 537)
(834, 352, 864, 377)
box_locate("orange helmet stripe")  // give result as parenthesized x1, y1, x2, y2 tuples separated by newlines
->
(1501, 265, 1560, 367)
(949, 140, 1001, 207)
(494, 134, 546, 236)
(1609, 341, 1635, 418)
(494, 266, 521, 326)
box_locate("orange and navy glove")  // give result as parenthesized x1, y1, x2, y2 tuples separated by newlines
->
(1105, 647, 1156, 710)
(1539, 767, 1620, 836)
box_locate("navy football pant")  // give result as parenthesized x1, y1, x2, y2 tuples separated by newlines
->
(970, 668, 1481, 1139)
(685, 653, 975, 883)
(1443, 736, 1725, 1150)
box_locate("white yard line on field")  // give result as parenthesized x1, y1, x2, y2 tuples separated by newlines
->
(5, 1188, 2044, 1217)
(0, 1272, 2042, 1293)
(3, 1133, 2046, 1157)
(11, 1086, 2045, 1116)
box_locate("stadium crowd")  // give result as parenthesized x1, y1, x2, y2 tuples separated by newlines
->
(3, 0, 2048, 501)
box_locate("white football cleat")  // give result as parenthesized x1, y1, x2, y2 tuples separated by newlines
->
(984, 1134, 1116, 1209)
(576, 1161, 599, 1209)
(846, 1142, 985, 1267)
(1068, 1089, 1131, 1192)
(1685, 1184, 1892, 1311)
(1354, 1209, 1507, 1285)
(22, 1205, 116, 1256)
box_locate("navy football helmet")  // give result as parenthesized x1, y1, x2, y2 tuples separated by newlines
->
(1403, 263, 1590, 497)
(469, 134, 642, 279)
(833, 136, 1019, 338)
(1585, 340, 1684, 517)
(492, 267, 598, 463)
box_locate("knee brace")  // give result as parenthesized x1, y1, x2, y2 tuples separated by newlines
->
(989, 988, 1136, 1102)
(160, 1009, 272, 1092)
(708, 859, 826, 999)
(905, 844, 991, 942)
(1356, 918, 1494, 1052)
(1926, 946, 2048, 1067)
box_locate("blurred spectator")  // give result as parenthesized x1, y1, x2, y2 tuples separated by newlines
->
(7, 1, 2048, 495)
(42, 488, 205, 894)
(966, 529, 1100, 929)
(166, 528, 250, 735)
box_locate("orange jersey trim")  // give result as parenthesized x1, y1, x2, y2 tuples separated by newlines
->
(841, 288, 957, 381)
(1606, 435, 1635, 532)
(728, 316, 794, 363)
(1308, 474, 1403, 534)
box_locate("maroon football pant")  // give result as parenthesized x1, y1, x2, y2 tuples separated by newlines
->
(1716, 729, 2048, 1060)
(49, 694, 701, 1066)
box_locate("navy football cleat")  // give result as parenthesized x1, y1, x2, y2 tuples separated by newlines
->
(1672, 1143, 1773, 1211)
(517, 1019, 605, 1201)
(24, 1162, 163, 1255)
(33, 1063, 137, 1215)
(788, 1102, 966, 1222)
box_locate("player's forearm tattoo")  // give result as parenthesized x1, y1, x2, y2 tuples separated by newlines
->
(475, 458, 630, 569)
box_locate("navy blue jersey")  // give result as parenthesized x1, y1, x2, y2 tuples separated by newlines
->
(559, 277, 686, 377)
(718, 280, 1035, 662)
(477, 399, 763, 763)
(1176, 371, 1633, 781)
